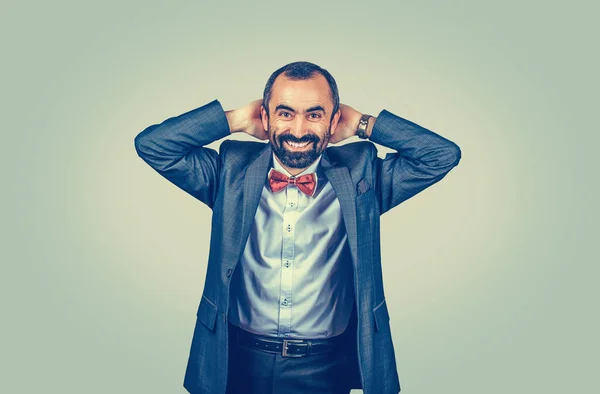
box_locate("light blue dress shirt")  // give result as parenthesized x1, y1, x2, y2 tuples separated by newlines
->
(228, 154, 355, 339)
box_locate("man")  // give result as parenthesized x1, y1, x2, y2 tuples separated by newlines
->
(134, 61, 461, 394)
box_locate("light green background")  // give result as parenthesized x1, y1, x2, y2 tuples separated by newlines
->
(2, 0, 598, 393)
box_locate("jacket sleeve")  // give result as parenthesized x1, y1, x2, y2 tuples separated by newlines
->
(133, 99, 230, 208)
(369, 109, 462, 214)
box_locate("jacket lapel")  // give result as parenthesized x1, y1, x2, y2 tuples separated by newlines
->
(321, 150, 358, 267)
(240, 143, 272, 248)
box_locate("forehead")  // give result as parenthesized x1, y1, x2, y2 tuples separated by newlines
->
(270, 74, 333, 112)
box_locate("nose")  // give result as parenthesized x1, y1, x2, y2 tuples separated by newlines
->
(289, 116, 308, 138)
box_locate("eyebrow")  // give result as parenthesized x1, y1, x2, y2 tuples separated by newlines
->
(306, 105, 326, 114)
(274, 104, 326, 114)
(275, 104, 296, 113)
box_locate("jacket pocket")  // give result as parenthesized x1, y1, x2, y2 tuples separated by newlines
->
(373, 299, 390, 332)
(196, 295, 218, 331)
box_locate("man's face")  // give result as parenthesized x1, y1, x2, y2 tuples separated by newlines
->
(261, 74, 340, 171)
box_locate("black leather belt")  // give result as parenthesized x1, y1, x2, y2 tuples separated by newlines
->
(234, 326, 343, 358)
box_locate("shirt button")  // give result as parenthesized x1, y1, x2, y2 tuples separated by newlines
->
(282, 299, 289, 306)
(226, 268, 233, 278)
(286, 224, 292, 232)
(284, 261, 291, 268)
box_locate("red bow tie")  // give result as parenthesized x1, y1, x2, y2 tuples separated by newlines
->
(268, 168, 317, 197)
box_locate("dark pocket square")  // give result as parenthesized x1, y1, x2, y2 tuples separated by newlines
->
(356, 178, 372, 196)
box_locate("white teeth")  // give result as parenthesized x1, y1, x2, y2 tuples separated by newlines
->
(286, 141, 310, 148)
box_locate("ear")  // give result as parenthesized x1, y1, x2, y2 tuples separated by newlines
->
(330, 109, 341, 135)
(260, 104, 269, 132)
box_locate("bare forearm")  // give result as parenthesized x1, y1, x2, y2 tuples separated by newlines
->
(225, 109, 246, 134)
(224, 99, 267, 140)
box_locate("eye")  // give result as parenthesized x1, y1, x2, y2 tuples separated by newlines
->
(279, 111, 292, 118)
(309, 113, 322, 119)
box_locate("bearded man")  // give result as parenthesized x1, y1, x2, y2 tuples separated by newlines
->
(134, 61, 461, 394)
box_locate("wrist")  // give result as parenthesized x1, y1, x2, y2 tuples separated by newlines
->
(365, 116, 375, 138)
(225, 109, 244, 133)
(356, 113, 374, 139)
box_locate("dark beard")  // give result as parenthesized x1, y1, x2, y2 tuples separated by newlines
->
(272, 131, 328, 169)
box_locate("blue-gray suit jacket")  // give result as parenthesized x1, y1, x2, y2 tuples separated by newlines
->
(134, 99, 461, 394)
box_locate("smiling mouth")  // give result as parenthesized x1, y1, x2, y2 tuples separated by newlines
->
(285, 140, 312, 150)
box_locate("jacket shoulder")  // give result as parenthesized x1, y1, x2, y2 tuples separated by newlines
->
(221, 139, 267, 153)
(220, 140, 268, 163)
(326, 141, 377, 165)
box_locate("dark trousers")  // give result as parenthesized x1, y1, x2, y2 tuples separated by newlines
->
(226, 324, 352, 394)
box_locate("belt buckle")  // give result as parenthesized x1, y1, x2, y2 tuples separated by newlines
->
(282, 339, 305, 357)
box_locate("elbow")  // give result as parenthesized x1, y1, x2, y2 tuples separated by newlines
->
(134, 133, 144, 157)
(430, 141, 461, 170)
(133, 125, 157, 159)
(449, 142, 461, 168)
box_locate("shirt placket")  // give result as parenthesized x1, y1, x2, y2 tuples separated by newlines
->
(278, 184, 298, 337)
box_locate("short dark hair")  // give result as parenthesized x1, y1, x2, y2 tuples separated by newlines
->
(262, 61, 340, 117)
